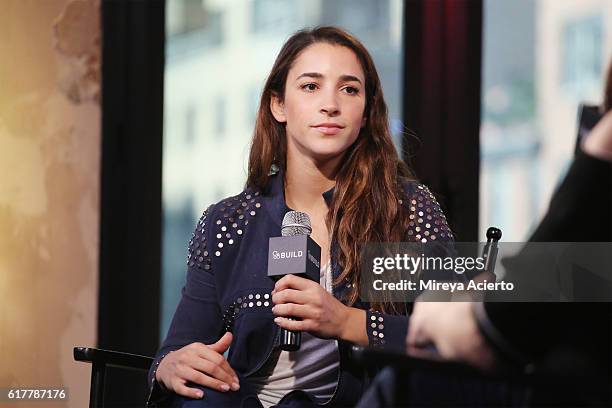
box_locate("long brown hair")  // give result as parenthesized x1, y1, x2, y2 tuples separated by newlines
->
(247, 27, 415, 314)
(604, 59, 612, 112)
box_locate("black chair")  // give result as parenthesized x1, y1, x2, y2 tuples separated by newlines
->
(350, 344, 612, 407)
(73, 346, 154, 408)
(73, 228, 506, 407)
(75, 345, 608, 407)
(76, 346, 527, 408)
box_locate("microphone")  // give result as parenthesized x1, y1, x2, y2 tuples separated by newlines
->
(267, 211, 321, 351)
(481, 227, 502, 281)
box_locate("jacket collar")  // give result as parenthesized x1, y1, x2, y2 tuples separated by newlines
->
(262, 167, 346, 294)
(262, 166, 335, 226)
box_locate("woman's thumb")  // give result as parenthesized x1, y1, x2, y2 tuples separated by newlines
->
(209, 332, 233, 353)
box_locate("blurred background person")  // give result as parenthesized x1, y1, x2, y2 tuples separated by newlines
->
(407, 62, 612, 406)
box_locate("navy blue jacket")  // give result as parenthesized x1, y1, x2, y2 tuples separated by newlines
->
(147, 168, 454, 406)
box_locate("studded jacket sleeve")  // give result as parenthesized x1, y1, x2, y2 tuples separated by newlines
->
(146, 204, 225, 405)
(364, 183, 455, 353)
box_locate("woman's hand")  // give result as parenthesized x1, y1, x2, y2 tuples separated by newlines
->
(155, 332, 240, 399)
(582, 110, 612, 162)
(271, 274, 352, 340)
(406, 302, 497, 371)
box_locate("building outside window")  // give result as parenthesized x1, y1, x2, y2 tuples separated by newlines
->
(480, 0, 612, 242)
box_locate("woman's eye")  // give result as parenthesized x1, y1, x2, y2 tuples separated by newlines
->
(343, 86, 360, 95)
(301, 83, 318, 92)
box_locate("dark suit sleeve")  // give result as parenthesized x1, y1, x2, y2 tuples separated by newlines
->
(147, 204, 225, 406)
(479, 149, 612, 363)
(530, 147, 612, 242)
(364, 183, 456, 353)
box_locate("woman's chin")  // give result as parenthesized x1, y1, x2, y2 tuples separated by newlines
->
(306, 140, 355, 160)
(287, 137, 357, 166)
(307, 148, 349, 163)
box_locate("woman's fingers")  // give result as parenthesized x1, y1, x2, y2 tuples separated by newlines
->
(190, 342, 237, 380)
(196, 347, 239, 388)
(172, 380, 204, 399)
(406, 325, 427, 348)
(156, 342, 242, 397)
(273, 274, 313, 292)
(274, 316, 311, 331)
(272, 288, 310, 305)
(198, 358, 240, 391)
(178, 365, 233, 393)
(272, 302, 314, 319)
(271, 278, 347, 339)
(208, 332, 233, 354)
(406, 345, 443, 361)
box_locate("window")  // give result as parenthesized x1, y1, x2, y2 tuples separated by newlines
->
(215, 97, 226, 137)
(185, 104, 196, 145)
(480, 0, 612, 241)
(161, 198, 194, 337)
(248, 84, 263, 128)
(251, 0, 302, 33)
(320, 0, 389, 33)
(166, 0, 223, 61)
(561, 15, 604, 100)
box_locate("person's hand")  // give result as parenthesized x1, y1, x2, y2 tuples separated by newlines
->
(406, 302, 497, 371)
(155, 333, 240, 399)
(271, 274, 349, 339)
(582, 110, 612, 162)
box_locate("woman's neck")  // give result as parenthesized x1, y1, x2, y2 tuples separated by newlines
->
(284, 152, 340, 211)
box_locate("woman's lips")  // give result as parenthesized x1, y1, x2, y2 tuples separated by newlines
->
(312, 126, 343, 135)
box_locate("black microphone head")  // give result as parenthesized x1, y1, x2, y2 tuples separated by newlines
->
(281, 211, 312, 237)
(486, 227, 502, 242)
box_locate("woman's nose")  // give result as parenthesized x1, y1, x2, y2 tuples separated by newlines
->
(319, 92, 340, 116)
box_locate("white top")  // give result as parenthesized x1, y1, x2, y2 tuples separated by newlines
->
(249, 261, 340, 407)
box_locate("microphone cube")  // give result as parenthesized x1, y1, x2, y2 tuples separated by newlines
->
(267, 235, 321, 282)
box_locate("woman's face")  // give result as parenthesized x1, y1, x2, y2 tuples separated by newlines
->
(271, 43, 367, 164)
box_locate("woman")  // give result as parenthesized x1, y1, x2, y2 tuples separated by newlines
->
(148, 26, 454, 407)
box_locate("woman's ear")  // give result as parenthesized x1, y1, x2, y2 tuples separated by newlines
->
(270, 93, 287, 123)
(361, 116, 367, 128)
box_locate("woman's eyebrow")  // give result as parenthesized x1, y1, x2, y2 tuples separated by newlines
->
(295, 72, 363, 84)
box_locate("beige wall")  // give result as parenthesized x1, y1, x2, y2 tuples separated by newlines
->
(0, 0, 100, 407)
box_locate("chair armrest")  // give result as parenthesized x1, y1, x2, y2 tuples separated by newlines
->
(351, 346, 531, 383)
(350, 345, 611, 388)
(352, 346, 485, 374)
(74, 347, 154, 371)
